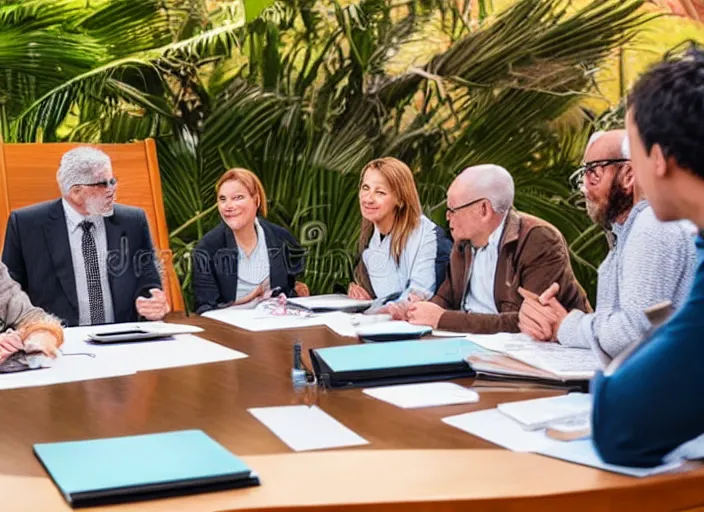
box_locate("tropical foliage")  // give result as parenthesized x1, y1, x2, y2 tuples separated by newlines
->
(1, 0, 652, 308)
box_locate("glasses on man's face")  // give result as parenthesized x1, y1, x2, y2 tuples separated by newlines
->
(77, 177, 118, 189)
(570, 159, 629, 189)
(446, 197, 486, 216)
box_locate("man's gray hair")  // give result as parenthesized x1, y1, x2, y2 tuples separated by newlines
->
(57, 147, 112, 196)
(457, 164, 515, 214)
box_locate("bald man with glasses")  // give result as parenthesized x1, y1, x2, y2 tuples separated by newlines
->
(2, 146, 169, 327)
(391, 164, 591, 333)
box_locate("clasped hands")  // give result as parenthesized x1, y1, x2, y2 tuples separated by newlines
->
(517, 282, 569, 342)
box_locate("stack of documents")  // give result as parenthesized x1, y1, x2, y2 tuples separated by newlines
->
(442, 395, 686, 477)
(286, 294, 372, 313)
(465, 334, 600, 383)
(497, 393, 591, 430)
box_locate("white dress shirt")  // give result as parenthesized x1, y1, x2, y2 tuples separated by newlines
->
(236, 219, 271, 300)
(362, 215, 438, 300)
(62, 199, 115, 325)
(463, 215, 508, 314)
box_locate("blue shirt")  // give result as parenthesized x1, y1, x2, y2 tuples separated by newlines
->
(591, 233, 704, 467)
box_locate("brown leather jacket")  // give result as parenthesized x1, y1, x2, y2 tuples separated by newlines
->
(431, 209, 591, 333)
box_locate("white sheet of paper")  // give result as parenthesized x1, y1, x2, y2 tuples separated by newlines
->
(248, 405, 369, 451)
(287, 294, 372, 311)
(0, 354, 135, 390)
(62, 324, 248, 373)
(536, 439, 682, 478)
(355, 321, 430, 338)
(202, 308, 358, 337)
(363, 382, 479, 409)
(442, 408, 682, 477)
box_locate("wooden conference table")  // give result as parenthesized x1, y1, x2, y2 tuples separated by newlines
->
(1, 314, 703, 512)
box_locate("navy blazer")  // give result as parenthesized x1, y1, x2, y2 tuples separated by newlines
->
(2, 199, 163, 327)
(192, 218, 305, 314)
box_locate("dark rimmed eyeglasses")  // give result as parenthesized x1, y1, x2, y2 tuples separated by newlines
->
(76, 177, 118, 189)
(446, 197, 486, 215)
(570, 159, 630, 188)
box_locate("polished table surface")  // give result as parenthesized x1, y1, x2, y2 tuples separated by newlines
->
(1, 314, 703, 511)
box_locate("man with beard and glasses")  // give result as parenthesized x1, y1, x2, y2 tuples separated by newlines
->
(2, 146, 169, 327)
(517, 129, 696, 365)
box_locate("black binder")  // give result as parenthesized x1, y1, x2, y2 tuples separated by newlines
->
(310, 338, 478, 389)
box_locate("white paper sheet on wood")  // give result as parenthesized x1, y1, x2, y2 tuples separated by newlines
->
(0, 354, 135, 390)
(0, 323, 249, 391)
(363, 382, 479, 409)
(442, 408, 681, 477)
(202, 308, 358, 337)
(63, 323, 248, 372)
(248, 405, 369, 452)
(287, 294, 372, 311)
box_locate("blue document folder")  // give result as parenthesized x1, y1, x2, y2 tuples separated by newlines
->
(34, 429, 259, 508)
(311, 338, 485, 388)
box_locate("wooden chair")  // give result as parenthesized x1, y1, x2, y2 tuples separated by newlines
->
(0, 139, 185, 312)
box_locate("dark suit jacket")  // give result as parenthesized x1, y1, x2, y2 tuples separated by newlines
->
(2, 199, 163, 327)
(192, 218, 305, 314)
(431, 209, 591, 333)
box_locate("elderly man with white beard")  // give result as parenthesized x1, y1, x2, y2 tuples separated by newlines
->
(517, 130, 696, 365)
(2, 146, 169, 327)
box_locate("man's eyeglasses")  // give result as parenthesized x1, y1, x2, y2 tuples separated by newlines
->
(570, 159, 630, 188)
(446, 197, 486, 215)
(77, 178, 118, 189)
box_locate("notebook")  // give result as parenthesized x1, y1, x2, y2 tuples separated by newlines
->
(34, 430, 259, 508)
(310, 338, 482, 389)
(496, 393, 591, 430)
(466, 335, 598, 387)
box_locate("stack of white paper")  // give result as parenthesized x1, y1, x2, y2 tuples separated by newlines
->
(248, 405, 369, 451)
(287, 294, 372, 312)
(363, 382, 479, 409)
(497, 393, 591, 430)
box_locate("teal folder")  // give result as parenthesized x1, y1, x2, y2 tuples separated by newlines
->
(34, 430, 259, 508)
(311, 338, 486, 388)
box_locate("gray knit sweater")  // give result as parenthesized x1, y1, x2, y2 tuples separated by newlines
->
(558, 201, 697, 366)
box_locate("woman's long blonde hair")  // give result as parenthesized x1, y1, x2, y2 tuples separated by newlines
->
(358, 157, 422, 264)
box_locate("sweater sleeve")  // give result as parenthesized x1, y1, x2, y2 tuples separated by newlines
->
(559, 216, 697, 365)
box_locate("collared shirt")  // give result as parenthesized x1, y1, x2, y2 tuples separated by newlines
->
(62, 199, 115, 326)
(558, 200, 696, 365)
(236, 219, 271, 300)
(363, 215, 438, 301)
(462, 214, 508, 314)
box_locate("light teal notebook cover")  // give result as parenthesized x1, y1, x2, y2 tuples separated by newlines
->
(315, 338, 488, 372)
(34, 430, 253, 497)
